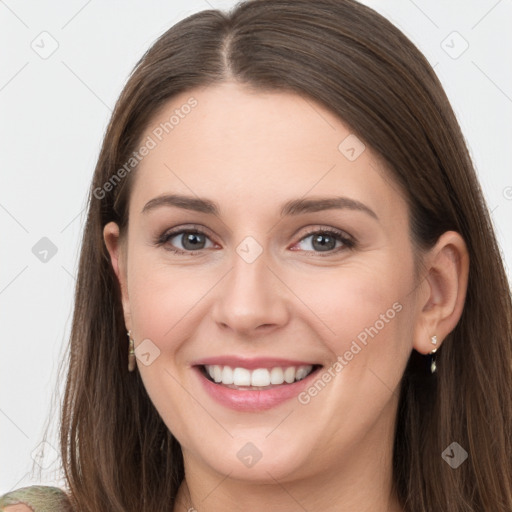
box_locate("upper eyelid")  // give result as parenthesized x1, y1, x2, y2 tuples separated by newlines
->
(162, 224, 216, 242)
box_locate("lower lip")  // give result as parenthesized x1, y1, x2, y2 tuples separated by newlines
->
(194, 366, 321, 411)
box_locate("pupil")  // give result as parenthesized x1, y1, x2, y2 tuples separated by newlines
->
(183, 232, 205, 250)
(313, 234, 335, 251)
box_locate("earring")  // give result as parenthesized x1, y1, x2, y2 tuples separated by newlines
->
(429, 335, 438, 374)
(127, 330, 136, 372)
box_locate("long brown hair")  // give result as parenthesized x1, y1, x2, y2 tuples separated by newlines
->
(50, 0, 512, 510)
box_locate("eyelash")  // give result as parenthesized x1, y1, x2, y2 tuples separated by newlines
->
(154, 224, 356, 257)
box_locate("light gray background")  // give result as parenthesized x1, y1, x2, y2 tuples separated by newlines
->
(1, 0, 511, 493)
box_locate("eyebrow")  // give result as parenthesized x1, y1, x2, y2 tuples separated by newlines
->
(141, 193, 378, 220)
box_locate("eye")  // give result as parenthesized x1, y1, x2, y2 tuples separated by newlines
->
(156, 226, 215, 255)
(291, 228, 355, 255)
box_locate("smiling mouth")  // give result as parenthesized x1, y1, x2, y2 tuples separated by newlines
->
(198, 364, 323, 390)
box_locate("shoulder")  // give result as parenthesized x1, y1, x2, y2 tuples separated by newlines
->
(0, 485, 72, 512)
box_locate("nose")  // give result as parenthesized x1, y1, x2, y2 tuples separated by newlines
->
(210, 246, 291, 337)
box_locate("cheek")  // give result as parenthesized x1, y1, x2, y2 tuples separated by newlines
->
(293, 258, 410, 351)
(126, 249, 213, 342)
(126, 255, 203, 439)
(301, 258, 416, 421)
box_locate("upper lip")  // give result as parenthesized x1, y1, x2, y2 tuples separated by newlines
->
(192, 356, 322, 370)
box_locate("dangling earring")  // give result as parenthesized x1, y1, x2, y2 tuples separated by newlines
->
(429, 335, 438, 374)
(127, 330, 136, 372)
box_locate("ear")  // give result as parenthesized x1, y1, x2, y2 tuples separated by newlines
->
(412, 230, 469, 354)
(103, 221, 131, 330)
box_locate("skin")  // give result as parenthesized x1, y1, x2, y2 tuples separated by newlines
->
(103, 82, 469, 512)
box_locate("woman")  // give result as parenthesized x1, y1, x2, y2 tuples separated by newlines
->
(2, 0, 511, 510)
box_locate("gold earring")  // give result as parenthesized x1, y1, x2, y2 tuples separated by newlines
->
(429, 335, 438, 374)
(127, 330, 136, 372)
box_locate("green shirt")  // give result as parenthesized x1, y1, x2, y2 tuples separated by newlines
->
(0, 485, 72, 511)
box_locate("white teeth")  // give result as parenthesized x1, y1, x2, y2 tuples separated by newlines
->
(284, 367, 295, 383)
(251, 368, 271, 387)
(221, 365, 233, 384)
(232, 367, 251, 386)
(213, 365, 222, 383)
(270, 367, 284, 385)
(295, 366, 310, 381)
(204, 364, 314, 387)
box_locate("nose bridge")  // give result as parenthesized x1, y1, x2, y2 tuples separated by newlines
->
(212, 235, 289, 333)
(231, 238, 270, 297)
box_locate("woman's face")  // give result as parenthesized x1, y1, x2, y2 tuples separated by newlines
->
(105, 82, 427, 483)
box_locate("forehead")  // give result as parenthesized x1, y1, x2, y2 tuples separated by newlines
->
(129, 82, 406, 223)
